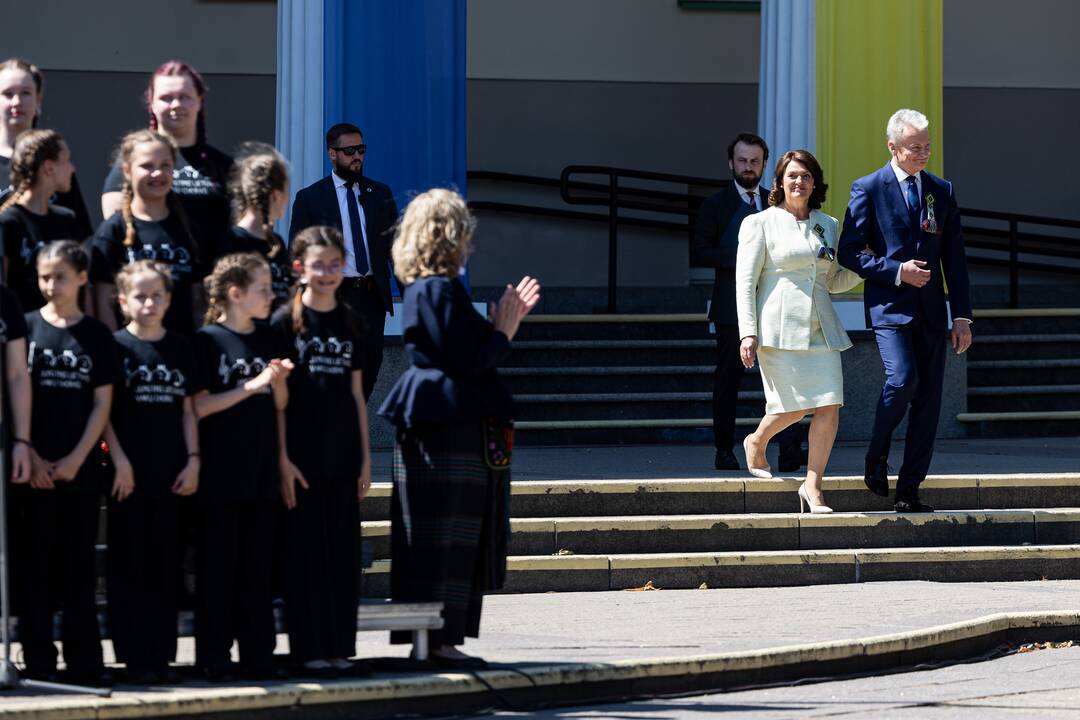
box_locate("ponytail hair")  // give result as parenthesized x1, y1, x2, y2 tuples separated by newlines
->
(202, 252, 269, 327)
(113, 129, 200, 260)
(0, 129, 64, 213)
(228, 142, 288, 258)
(287, 226, 358, 337)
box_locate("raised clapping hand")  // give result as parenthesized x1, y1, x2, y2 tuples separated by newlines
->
(491, 276, 542, 341)
(900, 259, 931, 288)
(740, 336, 759, 369)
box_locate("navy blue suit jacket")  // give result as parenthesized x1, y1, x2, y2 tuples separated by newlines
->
(288, 175, 399, 314)
(378, 276, 515, 427)
(837, 163, 972, 329)
(692, 184, 756, 326)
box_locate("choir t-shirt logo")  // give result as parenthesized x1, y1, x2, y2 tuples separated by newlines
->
(19, 236, 45, 264)
(28, 341, 93, 388)
(126, 243, 193, 274)
(295, 335, 353, 376)
(174, 164, 220, 198)
(124, 358, 186, 404)
(218, 354, 269, 386)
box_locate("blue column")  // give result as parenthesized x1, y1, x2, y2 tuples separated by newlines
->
(323, 0, 467, 208)
(276, 0, 327, 235)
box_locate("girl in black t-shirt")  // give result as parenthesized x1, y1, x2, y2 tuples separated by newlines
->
(102, 260, 200, 684)
(224, 144, 292, 306)
(18, 241, 118, 685)
(192, 252, 292, 682)
(0, 128, 79, 310)
(100, 61, 233, 264)
(90, 129, 202, 337)
(0, 58, 92, 237)
(271, 226, 371, 677)
(1, 284, 31, 482)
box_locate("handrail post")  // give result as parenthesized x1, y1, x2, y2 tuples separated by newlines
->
(1008, 215, 1019, 309)
(607, 170, 618, 313)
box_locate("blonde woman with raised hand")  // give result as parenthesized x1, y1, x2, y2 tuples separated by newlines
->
(735, 149, 863, 513)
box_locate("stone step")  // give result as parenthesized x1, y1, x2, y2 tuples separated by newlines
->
(958, 410, 1080, 438)
(970, 309, 1080, 336)
(516, 314, 710, 342)
(967, 385, 1080, 413)
(357, 474, 1080, 522)
(505, 339, 715, 368)
(499, 364, 724, 394)
(512, 391, 766, 422)
(969, 359, 1080, 387)
(360, 544, 1080, 595)
(967, 334, 1080, 361)
(360, 508, 1080, 559)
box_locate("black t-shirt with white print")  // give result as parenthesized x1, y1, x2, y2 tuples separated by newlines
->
(271, 304, 364, 481)
(103, 144, 233, 264)
(0, 204, 79, 310)
(25, 311, 119, 489)
(0, 156, 93, 240)
(194, 322, 285, 503)
(112, 328, 200, 497)
(1, 286, 27, 461)
(222, 226, 293, 306)
(90, 212, 202, 337)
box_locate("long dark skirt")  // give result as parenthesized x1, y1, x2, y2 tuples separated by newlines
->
(284, 475, 360, 662)
(389, 422, 509, 647)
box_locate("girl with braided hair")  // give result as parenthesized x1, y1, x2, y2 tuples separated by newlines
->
(0, 128, 79, 309)
(224, 143, 292, 306)
(0, 58, 92, 236)
(101, 61, 233, 264)
(192, 252, 292, 682)
(90, 129, 202, 336)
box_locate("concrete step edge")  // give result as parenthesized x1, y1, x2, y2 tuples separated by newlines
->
(958, 410, 1080, 422)
(514, 392, 764, 403)
(968, 384, 1080, 396)
(968, 359, 1080, 369)
(975, 333, 1080, 343)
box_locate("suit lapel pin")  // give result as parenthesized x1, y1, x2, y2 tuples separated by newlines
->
(921, 193, 939, 235)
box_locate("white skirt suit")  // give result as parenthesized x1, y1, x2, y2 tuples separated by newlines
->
(734, 206, 864, 414)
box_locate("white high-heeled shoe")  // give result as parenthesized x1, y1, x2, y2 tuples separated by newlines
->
(798, 482, 833, 514)
(743, 436, 772, 479)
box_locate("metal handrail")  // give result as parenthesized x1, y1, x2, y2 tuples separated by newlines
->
(467, 167, 1080, 310)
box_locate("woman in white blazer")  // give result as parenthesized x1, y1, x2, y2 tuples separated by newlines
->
(735, 149, 863, 513)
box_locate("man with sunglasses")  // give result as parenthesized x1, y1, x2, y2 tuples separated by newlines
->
(289, 122, 399, 399)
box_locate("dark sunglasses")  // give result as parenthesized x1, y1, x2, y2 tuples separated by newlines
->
(816, 245, 836, 262)
(332, 144, 367, 156)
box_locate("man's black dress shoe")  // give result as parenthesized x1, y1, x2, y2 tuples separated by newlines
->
(864, 455, 890, 497)
(778, 447, 808, 473)
(714, 449, 740, 471)
(894, 495, 934, 513)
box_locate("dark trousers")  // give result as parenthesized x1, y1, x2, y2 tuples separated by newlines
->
(867, 322, 947, 493)
(340, 281, 387, 400)
(15, 483, 103, 676)
(196, 500, 277, 672)
(713, 325, 805, 457)
(106, 494, 180, 672)
(284, 476, 360, 662)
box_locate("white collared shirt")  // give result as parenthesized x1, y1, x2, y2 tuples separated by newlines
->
(737, 184, 764, 211)
(332, 171, 372, 277)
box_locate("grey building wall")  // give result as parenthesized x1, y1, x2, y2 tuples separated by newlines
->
(3, 0, 277, 229)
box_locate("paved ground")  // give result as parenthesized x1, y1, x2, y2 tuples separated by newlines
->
(492, 645, 1080, 719)
(371, 437, 1080, 481)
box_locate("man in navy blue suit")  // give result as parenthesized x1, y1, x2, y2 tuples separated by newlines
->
(289, 123, 399, 400)
(838, 108, 973, 513)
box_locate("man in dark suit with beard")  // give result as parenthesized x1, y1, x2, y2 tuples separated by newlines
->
(289, 123, 399, 400)
(693, 132, 807, 472)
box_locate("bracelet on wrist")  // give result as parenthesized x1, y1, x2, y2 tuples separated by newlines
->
(187, 452, 201, 458)
(14, 438, 32, 448)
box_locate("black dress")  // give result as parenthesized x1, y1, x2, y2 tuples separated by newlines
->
(378, 277, 513, 646)
(272, 304, 364, 661)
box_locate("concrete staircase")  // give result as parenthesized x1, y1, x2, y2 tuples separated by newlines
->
(960, 309, 1080, 437)
(360, 473, 1080, 596)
